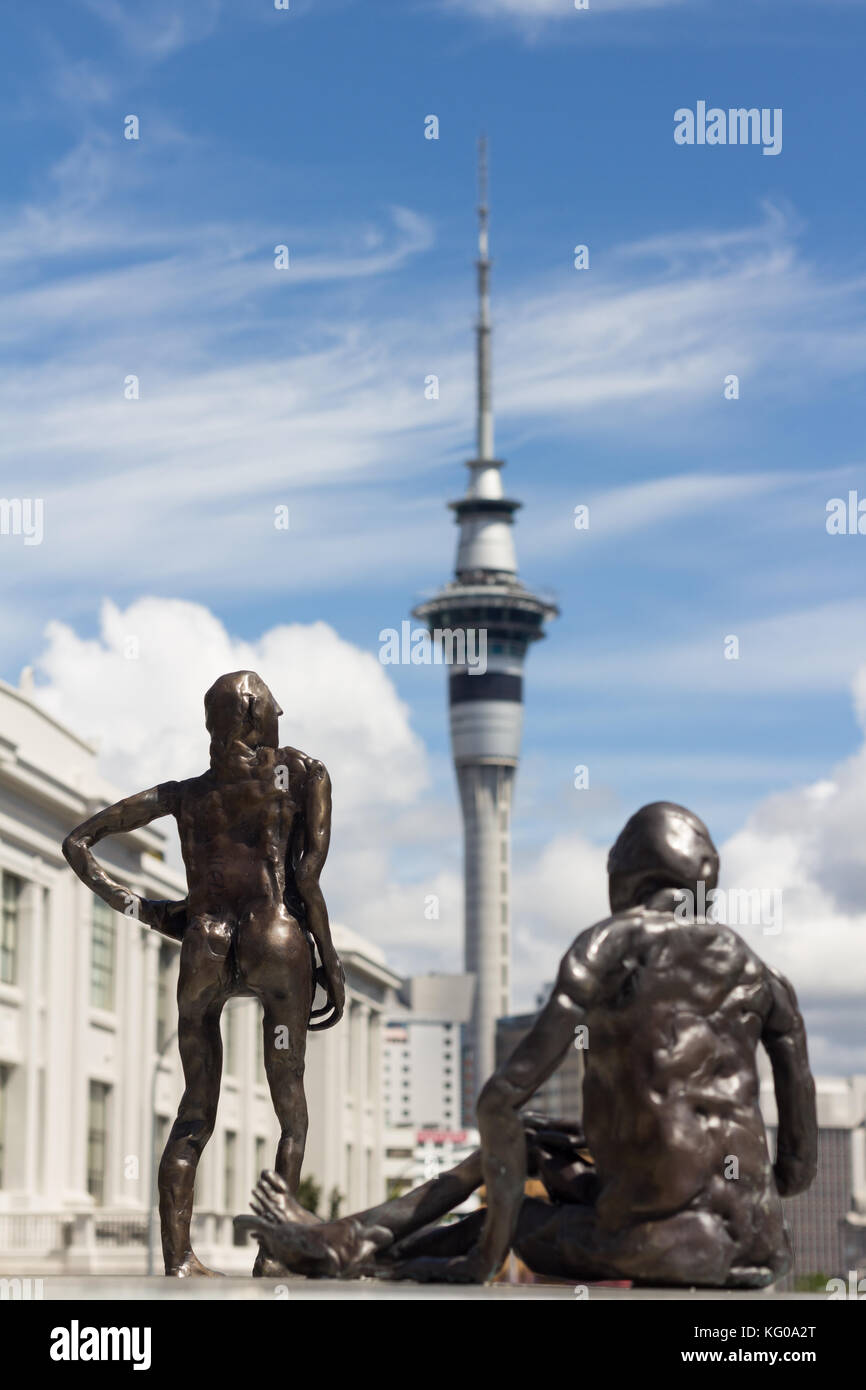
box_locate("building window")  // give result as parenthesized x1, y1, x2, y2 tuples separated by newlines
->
(500, 903, 508, 925)
(501, 966, 508, 988)
(500, 872, 508, 894)
(87, 1081, 110, 1204)
(224, 1130, 237, 1210)
(500, 841, 508, 863)
(0, 1064, 10, 1186)
(222, 1007, 237, 1076)
(154, 1115, 170, 1183)
(41, 887, 51, 995)
(255, 1136, 268, 1177)
(90, 899, 116, 1010)
(1, 872, 23, 985)
(156, 942, 175, 1052)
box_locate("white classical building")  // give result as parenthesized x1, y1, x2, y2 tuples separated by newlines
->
(0, 676, 400, 1274)
(383, 973, 475, 1132)
(381, 973, 480, 1209)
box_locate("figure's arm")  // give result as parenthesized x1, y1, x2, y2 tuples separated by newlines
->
(761, 966, 818, 1197)
(472, 938, 598, 1281)
(62, 783, 187, 940)
(295, 759, 344, 1028)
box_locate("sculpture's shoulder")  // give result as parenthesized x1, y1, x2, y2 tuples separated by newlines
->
(171, 771, 210, 806)
(276, 747, 328, 787)
(566, 910, 647, 966)
(556, 911, 645, 1007)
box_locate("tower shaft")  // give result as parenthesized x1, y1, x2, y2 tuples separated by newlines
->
(458, 762, 514, 1098)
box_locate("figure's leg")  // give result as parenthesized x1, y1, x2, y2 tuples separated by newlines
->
(239, 1149, 484, 1277)
(158, 916, 232, 1277)
(514, 1201, 741, 1287)
(236, 905, 313, 1274)
(356, 1149, 483, 1238)
(262, 988, 310, 1191)
(386, 1208, 487, 1262)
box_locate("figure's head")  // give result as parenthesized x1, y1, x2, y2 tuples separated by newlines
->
(203, 671, 282, 762)
(607, 802, 718, 914)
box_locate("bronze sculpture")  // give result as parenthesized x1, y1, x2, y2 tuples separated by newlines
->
(63, 670, 344, 1277)
(239, 802, 817, 1287)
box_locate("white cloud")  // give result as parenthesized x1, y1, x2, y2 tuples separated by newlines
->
(77, 0, 222, 58)
(29, 596, 470, 979)
(25, 595, 866, 1071)
(512, 830, 611, 1002)
(717, 709, 866, 1072)
(507, 668, 866, 1071)
(35, 596, 426, 806)
(535, 598, 866, 697)
(444, 0, 685, 18)
(496, 211, 866, 433)
(2, 185, 865, 624)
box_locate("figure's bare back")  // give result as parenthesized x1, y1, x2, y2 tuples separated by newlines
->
(175, 746, 312, 919)
(575, 914, 775, 1222)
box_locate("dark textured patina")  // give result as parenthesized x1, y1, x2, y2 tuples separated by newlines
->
(63, 671, 344, 1277)
(239, 802, 816, 1288)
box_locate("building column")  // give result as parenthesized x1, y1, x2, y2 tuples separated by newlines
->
(42, 873, 69, 1207)
(66, 881, 92, 1203)
(22, 875, 43, 1201)
(367, 1009, 383, 1203)
(353, 1002, 370, 1208)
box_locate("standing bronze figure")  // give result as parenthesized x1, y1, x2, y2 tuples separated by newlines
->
(63, 670, 344, 1277)
(240, 802, 817, 1288)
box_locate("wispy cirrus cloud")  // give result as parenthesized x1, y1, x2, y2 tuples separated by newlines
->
(77, 0, 223, 59)
(439, 0, 688, 37)
(2, 148, 865, 631)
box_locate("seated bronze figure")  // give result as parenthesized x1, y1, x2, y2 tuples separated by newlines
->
(238, 801, 817, 1287)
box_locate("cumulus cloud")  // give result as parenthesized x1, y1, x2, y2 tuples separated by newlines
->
(720, 665, 866, 1033)
(27, 596, 866, 1071)
(512, 830, 611, 1003)
(32, 598, 437, 967)
(34, 596, 426, 809)
(506, 672, 866, 1072)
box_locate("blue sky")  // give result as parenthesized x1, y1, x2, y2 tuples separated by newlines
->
(2, 1, 866, 1061)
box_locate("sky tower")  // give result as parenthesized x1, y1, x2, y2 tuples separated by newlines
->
(412, 139, 558, 1110)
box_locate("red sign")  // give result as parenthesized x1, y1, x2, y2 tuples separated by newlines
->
(416, 1130, 468, 1144)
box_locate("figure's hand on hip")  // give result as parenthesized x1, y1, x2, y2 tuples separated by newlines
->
(139, 898, 188, 940)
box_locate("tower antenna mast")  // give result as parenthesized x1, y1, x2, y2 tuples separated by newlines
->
(476, 134, 493, 462)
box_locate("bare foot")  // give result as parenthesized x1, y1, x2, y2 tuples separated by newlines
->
(235, 1214, 344, 1277)
(167, 1252, 225, 1278)
(237, 1170, 394, 1278)
(252, 1171, 323, 1227)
